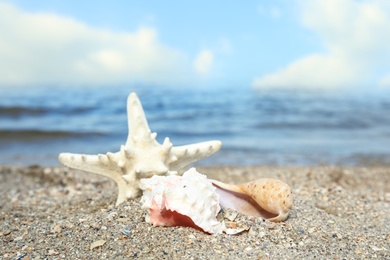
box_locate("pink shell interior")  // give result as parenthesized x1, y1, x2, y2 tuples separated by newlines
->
(148, 200, 204, 232)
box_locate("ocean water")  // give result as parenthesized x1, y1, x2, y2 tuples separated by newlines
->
(1, 85, 390, 166)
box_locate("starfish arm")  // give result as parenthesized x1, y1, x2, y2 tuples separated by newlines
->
(58, 152, 123, 180)
(170, 140, 222, 171)
(58, 152, 136, 205)
(125, 92, 152, 147)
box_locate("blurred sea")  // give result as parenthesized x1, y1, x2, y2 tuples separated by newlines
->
(1, 85, 390, 166)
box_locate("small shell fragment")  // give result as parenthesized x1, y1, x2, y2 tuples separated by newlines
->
(90, 240, 106, 250)
(121, 229, 131, 237)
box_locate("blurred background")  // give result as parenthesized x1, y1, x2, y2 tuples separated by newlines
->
(0, 0, 389, 166)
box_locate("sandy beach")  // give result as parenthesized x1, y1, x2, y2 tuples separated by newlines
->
(1, 164, 389, 259)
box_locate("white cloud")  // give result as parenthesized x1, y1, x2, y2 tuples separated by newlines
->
(0, 2, 189, 87)
(253, 54, 357, 89)
(193, 50, 213, 76)
(253, 0, 390, 89)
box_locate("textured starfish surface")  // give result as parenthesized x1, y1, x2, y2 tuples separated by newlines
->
(58, 92, 222, 206)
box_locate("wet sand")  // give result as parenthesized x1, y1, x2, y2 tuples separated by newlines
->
(1, 165, 389, 259)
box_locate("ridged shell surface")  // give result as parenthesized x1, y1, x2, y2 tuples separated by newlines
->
(140, 168, 223, 234)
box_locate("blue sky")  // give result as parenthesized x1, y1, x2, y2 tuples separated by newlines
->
(1, 0, 389, 90)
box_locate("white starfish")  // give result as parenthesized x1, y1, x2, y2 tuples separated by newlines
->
(58, 92, 222, 206)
